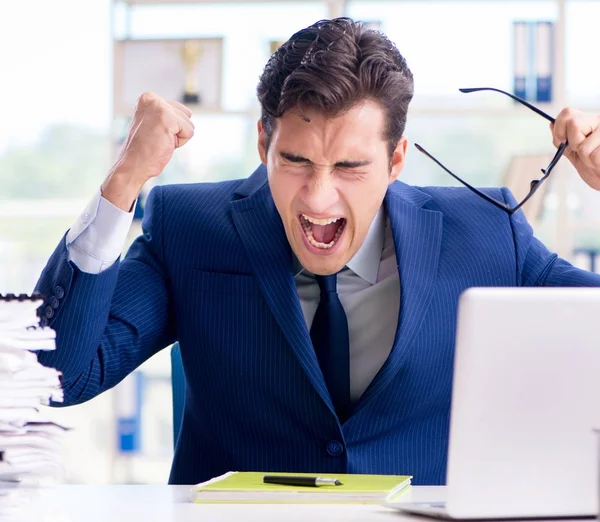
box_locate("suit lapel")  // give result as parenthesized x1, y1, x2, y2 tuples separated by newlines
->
(230, 166, 334, 413)
(355, 182, 444, 411)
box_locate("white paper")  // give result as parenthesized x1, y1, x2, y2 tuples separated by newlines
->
(0, 296, 67, 512)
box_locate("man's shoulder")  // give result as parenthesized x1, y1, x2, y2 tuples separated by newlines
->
(148, 178, 250, 221)
(143, 179, 249, 237)
(158, 178, 246, 207)
(410, 184, 512, 220)
(417, 185, 506, 206)
(389, 183, 516, 237)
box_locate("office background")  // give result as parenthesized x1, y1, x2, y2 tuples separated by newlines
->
(0, 0, 598, 484)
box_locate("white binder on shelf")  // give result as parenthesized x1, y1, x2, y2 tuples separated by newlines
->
(512, 20, 554, 103)
(513, 21, 529, 101)
(535, 21, 554, 103)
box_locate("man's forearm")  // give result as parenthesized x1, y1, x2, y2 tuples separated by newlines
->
(101, 166, 146, 213)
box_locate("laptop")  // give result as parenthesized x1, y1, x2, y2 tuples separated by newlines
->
(391, 287, 600, 520)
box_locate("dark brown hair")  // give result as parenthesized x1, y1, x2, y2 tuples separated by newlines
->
(257, 17, 414, 156)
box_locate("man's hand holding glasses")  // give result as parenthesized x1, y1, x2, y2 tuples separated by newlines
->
(551, 108, 600, 191)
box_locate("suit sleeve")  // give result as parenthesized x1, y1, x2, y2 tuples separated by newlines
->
(502, 187, 600, 287)
(35, 185, 176, 405)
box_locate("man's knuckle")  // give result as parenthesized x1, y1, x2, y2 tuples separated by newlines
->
(137, 91, 158, 106)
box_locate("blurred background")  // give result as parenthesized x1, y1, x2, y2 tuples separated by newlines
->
(0, 0, 598, 484)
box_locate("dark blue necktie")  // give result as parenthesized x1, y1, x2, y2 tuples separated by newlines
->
(310, 274, 351, 422)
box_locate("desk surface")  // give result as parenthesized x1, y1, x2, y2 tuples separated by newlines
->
(7, 484, 445, 522)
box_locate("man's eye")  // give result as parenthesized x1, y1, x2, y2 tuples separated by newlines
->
(286, 163, 312, 173)
(337, 167, 366, 176)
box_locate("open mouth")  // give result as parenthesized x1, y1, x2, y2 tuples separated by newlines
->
(299, 214, 347, 250)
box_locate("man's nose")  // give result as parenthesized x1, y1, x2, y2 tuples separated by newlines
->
(304, 174, 339, 215)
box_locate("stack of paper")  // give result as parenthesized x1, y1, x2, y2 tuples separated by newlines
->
(0, 293, 68, 516)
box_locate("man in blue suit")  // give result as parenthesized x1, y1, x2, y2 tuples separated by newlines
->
(36, 18, 600, 485)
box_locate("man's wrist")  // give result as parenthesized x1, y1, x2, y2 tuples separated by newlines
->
(101, 168, 146, 212)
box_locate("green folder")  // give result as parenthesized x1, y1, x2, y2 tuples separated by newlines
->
(189, 471, 412, 504)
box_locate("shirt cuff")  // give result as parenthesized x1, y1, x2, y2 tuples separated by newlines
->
(66, 191, 136, 274)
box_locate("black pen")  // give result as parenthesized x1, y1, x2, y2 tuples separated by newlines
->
(263, 475, 343, 487)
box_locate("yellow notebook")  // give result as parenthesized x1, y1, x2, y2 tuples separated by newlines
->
(189, 471, 412, 504)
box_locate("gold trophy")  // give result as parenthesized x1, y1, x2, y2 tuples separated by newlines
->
(180, 39, 202, 104)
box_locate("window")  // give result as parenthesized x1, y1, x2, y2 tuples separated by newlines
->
(0, 0, 112, 293)
(566, 0, 600, 107)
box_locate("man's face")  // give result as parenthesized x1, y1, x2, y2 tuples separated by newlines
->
(258, 100, 407, 275)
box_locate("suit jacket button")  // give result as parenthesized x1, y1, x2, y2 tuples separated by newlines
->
(50, 296, 60, 309)
(40, 316, 49, 327)
(44, 306, 54, 319)
(326, 440, 344, 457)
(55, 286, 65, 299)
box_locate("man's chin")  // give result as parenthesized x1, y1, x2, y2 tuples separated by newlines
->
(294, 249, 349, 276)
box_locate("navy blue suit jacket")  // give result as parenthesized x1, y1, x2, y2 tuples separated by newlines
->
(35, 165, 600, 485)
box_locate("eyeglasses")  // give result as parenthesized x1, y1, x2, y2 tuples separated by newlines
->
(414, 87, 569, 215)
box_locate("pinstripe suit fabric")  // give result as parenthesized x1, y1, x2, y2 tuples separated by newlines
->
(35, 164, 600, 485)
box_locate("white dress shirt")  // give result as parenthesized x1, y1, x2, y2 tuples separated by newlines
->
(66, 191, 137, 273)
(67, 192, 400, 401)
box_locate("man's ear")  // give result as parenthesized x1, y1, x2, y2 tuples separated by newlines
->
(257, 120, 267, 164)
(389, 136, 408, 184)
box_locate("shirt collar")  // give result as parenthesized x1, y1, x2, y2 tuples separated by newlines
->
(345, 206, 385, 284)
(292, 206, 386, 285)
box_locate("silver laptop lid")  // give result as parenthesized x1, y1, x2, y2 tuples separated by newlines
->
(446, 287, 600, 519)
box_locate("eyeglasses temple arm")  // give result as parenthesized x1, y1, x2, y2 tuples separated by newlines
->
(504, 141, 569, 214)
(459, 87, 555, 123)
(414, 143, 511, 212)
